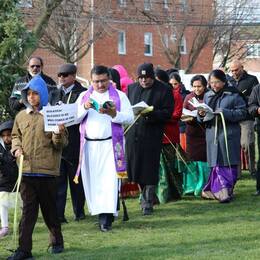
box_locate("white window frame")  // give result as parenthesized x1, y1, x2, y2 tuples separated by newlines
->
(144, 32, 153, 56)
(247, 44, 260, 58)
(163, 0, 169, 9)
(118, 0, 127, 8)
(179, 0, 188, 12)
(180, 37, 187, 54)
(17, 0, 33, 8)
(144, 0, 152, 11)
(118, 31, 126, 55)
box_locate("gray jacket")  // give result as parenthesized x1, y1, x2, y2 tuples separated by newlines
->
(200, 89, 247, 167)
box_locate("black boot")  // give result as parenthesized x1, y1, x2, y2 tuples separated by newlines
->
(7, 249, 33, 260)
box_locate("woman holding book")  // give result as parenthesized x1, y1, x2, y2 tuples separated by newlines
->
(198, 69, 247, 202)
(182, 75, 210, 196)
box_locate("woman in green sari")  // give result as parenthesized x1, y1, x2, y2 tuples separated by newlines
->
(182, 75, 210, 196)
(155, 70, 183, 203)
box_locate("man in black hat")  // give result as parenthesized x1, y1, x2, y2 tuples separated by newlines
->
(125, 63, 174, 215)
(56, 63, 86, 223)
(9, 56, 57, 115)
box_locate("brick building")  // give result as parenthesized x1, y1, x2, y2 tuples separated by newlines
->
(20, 0, 213, 83)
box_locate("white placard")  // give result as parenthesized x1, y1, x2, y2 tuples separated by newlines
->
(42, 103, 78, 132)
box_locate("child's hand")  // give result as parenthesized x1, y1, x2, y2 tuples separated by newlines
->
(14, 148, 23, 158)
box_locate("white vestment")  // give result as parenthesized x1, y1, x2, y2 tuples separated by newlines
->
(77, 89, 134, 215)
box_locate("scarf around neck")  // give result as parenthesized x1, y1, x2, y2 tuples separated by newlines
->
(74, 84, 127, 184)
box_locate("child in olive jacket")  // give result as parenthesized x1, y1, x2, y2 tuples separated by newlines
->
(8, 75, 68, 260)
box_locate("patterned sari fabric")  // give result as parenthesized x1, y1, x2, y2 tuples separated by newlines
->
(182, 161, 210, 197)
(202, 166, 237, 203)
(156, 144, 183, 204)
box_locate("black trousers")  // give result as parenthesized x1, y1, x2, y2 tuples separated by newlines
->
(56, 159, 85, 219)
(139, 184, 156, 210)
(19, 176, 63, 253)
(256, 131, 260, 191)
(98, 213, 114, 227)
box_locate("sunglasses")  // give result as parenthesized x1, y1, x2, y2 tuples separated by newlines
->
(58, 73, 70, 78)
(30, 65, 41, 68)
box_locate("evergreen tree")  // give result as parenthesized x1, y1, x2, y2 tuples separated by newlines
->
(0, 0, 35, 119)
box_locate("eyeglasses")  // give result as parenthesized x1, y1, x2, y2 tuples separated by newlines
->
(58, 73, 70, 78)
(30, 65, 41, 68)
(209, 80, 222, 85)
(92, 79, 108, 84)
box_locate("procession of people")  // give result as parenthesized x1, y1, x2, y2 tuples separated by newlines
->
(1, 56, 260, 259)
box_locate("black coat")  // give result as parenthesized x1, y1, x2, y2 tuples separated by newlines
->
(9, 72, 57, 115)
(248, 84, 260, 130)
(125, 80, 174, 185)
(248, 84, 260, 117)
(56, 81, 86, 163)
(0, 143, 18, 192)
(229, 71, 259, 100)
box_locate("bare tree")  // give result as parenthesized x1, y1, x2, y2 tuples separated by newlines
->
(213, 0, 260, 67)
(129, 0, 214, 73)
(20, 0, 64, 63)
(39, 0, 109, 63)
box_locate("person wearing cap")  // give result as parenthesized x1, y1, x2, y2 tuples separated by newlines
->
(55, 63, 86, 223)
(8, 75, 68, 259)
(9, 56, 57, 115)
(0, 120, 18, 238)
(125, 63, 174, 215)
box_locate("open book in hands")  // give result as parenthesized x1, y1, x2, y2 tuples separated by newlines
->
(89, 97, 114, 111)
(188, 97, 213, 113)
(181, 108, 197, 122)
(132, 101, 154, 115)
(188, 97, 216, 121)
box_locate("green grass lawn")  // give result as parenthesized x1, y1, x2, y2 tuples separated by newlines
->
(1, 172, 260, 260)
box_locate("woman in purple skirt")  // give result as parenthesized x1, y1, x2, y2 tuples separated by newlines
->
(198, 69, 247, 202)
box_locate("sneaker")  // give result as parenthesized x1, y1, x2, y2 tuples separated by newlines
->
(142, 208, 153, 216)
(99, 224, 112, 232)
(50, 244, 64, 254)
(7, 249, 33, 260)
(252, 190, 260, 196)
(0, 227, 8, 238)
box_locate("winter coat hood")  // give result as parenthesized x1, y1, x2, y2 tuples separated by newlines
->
(21, 75, 48, 110)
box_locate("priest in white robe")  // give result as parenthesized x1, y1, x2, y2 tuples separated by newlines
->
(75, 65, 134, 232)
